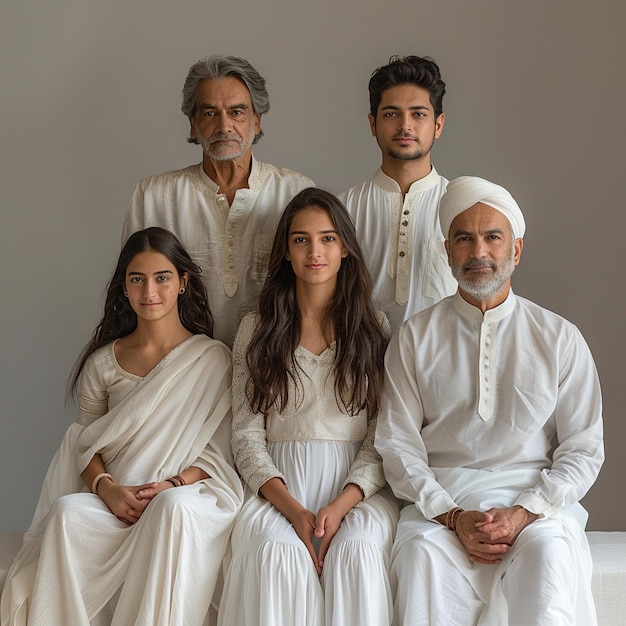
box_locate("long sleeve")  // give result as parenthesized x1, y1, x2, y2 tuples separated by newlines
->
(376, 293, 605, 521)
(514, 325, 604, 517)
(343, 415, 386, 499)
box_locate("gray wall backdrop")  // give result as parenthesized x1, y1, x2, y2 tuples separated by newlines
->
(1, 0, 624, 531)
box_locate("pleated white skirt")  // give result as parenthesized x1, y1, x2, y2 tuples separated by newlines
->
(218, 440, 399, 626)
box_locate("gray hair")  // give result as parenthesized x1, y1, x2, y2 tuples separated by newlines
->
(181, 54, 270, 144)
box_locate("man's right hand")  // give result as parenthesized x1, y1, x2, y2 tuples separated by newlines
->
(454, 510, 512, 565)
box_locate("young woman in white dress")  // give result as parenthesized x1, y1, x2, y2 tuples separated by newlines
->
(218, 188, 399, 626)
(1, 227, 243, 625)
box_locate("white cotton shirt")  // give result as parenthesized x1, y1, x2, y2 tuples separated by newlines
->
(123, 158, 314, 347)
(340, 166, 457, 331)
(375, 291, 604, 521)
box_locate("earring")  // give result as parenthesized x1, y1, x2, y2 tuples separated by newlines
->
(123, 292, 128, 297)
(179, 287, 186, 295)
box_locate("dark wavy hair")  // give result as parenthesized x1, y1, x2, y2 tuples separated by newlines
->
(369, 55, 446, 119)
(68, 227, 213, 399)
(246, 188, 388, 420)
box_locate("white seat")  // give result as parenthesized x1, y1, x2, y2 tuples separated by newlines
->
(2, 531, 625, 624)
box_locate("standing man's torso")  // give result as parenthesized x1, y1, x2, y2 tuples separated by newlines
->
(340, 166, 456, 330)
(123, 159, 314, 346)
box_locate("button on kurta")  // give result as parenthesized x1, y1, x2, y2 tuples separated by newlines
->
(478, 321, 496, 421)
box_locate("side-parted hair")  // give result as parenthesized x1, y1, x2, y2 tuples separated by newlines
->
(181, 54, 269, 144)
(245, 188, 388, 420)
(369, 55, 446, 119)
(68, 227, 213, 399)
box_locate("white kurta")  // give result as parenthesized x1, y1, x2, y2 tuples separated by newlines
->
(1, 335, 244, 626)
(375, 291, 604, 626)
(218, 313, 399, 626)
(123, 159, 314, 347)
(340, 167, 456, 331)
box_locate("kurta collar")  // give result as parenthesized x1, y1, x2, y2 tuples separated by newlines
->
(452, 289, 517, 323)
(373, 165, 440, 194)
(196, 154, 264, 192)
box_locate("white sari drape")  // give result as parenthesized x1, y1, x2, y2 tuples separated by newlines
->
(1, 335, 243, 626)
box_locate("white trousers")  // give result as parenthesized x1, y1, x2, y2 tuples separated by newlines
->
(391, 506, 596, 626)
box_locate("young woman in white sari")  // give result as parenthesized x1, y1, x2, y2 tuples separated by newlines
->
(218, 188, 399, 626)
(1, 227, 243, 626)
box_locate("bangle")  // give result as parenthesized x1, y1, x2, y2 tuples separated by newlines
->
(166, 475, 186, 488)
(445, 507, 465, 532)
(92, 472, 112, 494)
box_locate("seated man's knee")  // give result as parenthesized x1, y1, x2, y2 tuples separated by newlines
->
(513, 532, 573, 576)
(392, 537, 438, 578)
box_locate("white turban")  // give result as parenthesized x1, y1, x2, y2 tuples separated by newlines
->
(439, 176, 526, 240)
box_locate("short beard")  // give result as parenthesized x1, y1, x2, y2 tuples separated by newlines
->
(379, 131, 435, 162)
(450, 246, 516, 301)
(386, 146, 428, 161)
(198, 129, 255, 162)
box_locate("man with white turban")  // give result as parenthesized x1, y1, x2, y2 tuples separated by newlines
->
(376, 176, 604, 625)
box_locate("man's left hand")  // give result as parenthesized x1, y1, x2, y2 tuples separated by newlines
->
(470, 505, 539, 546)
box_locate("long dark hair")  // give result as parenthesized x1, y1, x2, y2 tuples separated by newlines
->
(68, 227, 212, 399)
(246, 188, 387, 419)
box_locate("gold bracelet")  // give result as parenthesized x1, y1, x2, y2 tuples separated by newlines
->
(445, 507, 465, 531)
(92, 472, 112, 494)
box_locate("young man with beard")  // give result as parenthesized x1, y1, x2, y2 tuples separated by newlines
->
(123, 55, 314, 347)
(340, 55, 457, 330)
(375, 176, 604, 625)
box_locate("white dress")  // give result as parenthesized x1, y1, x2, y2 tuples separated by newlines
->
(217, 313, 399, 626)
(1, 335, 244, 626)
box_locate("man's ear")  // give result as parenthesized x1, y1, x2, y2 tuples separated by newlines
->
(368, 112, 376, 137)
(188, 116, 197, 142)
(434, 112, 445, 139)
(513, 238, 524, 266)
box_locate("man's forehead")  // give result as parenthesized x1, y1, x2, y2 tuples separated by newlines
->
(379, 83, 432, 107)
(195, 76, 252, 104)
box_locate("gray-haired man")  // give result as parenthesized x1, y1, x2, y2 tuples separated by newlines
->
(123, 55, 313, 346)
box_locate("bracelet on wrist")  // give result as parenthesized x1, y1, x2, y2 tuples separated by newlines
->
(166, 474, 186, 488)
(445, 506, 465, 532)
(92, 472, 112, 494)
